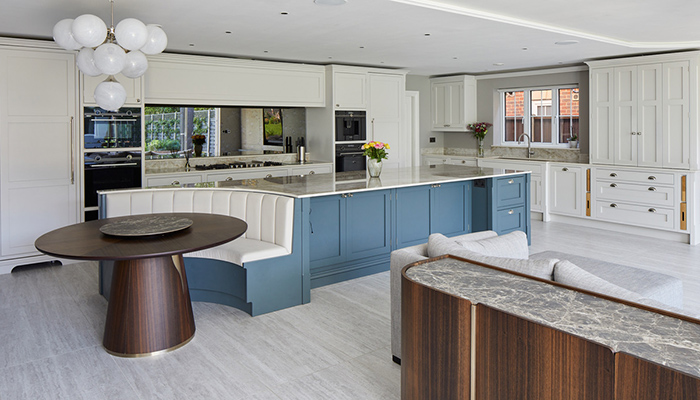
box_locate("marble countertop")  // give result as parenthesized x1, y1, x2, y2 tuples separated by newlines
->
(405, 257, 700, 379)
(179, 165, 529, 198)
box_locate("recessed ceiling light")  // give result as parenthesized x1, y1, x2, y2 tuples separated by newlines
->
(493, 62, 504, 66)
(424, 33, 431, 36)
(189, 43, 195, 47)
(314, 0, 347, 4)
(522, 47, 528, 51)
(225, 31, 232, 34)
(453, 57, 458, 60)
(555, 40, 579, 45)
(328, 56, 333, 59)
(280, 11, 289, 15)
(359, 46, 365, 49)
(264, 50, 269, 53)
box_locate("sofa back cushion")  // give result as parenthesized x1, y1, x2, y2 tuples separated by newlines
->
(455, 230, 529, 259)
(553, 260, 646, 302)
(427, 233, 556, 280)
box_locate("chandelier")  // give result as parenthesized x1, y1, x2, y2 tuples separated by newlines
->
(52, 0, 167, 111)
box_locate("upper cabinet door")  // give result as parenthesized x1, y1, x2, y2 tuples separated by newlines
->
(369, 73, 404, 169)
(662, 61, 690, 169)
(613, 66, 638, 166)
(589, 68, 615, 164)
(333, 71, 367, 109)
(636, 64, 662, 167)
(82, 73, 143, 106)
(430, 75, 476, 132)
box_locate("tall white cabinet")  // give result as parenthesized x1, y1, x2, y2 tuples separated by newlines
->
(0, 41, 79, 272)
(586, 52, 697, 170)
(369, 73, 406, 169)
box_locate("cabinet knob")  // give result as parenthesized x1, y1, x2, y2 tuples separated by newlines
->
(648, 187, 657, 191)
(508, 209, 514, 215)
(444, 124, 449, 127)
(225, 177, 233, 181)
(348, 193, 353, 197)
(648, 208, 657, 213)
(610, 173, 617, 177)
(309, 171, 315, 174)
(637, 132, 642, 135)
(266, 174, 273, 178)
(461, 160, 466, 164)
(508, 179, 514, 184)
(648, 176, 656, 181)
(610, 203, 618, 208)
(610, 183, 617, 188)
(336, 104, 340, 107)
(172, 180, 180, 185)
(562, 167, 569, 172)
(631, 132, 636, 135)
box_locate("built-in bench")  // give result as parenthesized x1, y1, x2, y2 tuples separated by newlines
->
(98, 188, 303, 316)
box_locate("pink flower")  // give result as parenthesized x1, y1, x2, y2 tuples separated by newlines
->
(374, 143, 382, 149)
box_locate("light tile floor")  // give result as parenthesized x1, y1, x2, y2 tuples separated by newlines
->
(1, 220, 699, 399)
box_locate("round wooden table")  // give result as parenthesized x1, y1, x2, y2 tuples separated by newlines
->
(35, 213, 247, 357)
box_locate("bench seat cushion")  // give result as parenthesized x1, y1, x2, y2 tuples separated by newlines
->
(185, 237, 290, 265)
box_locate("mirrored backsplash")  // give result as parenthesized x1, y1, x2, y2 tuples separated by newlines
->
(145, 106, 306, 159)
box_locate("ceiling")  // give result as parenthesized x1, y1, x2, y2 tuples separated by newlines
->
(2, 0, 699, 76)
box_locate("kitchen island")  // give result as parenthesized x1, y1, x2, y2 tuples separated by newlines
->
(99, 165, 530, 315)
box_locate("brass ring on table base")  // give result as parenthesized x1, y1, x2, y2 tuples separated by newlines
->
(103, 333, 195, 358)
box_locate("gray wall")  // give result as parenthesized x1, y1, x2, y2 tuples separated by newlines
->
(406, 75, 442, 150)
(445, 69, 589, 154)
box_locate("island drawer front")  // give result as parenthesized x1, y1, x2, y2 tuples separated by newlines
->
(494, 205, 527, 234)
(595, 202, 675, 230)
(146, 174, 203, 186)
(595, 168, 674, 185)
(495, 176, 527, 208)
(594, 181, 675, 207)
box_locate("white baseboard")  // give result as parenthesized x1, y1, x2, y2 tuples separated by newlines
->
(0, 255, 80, 275)
(546, 214, 691, 244)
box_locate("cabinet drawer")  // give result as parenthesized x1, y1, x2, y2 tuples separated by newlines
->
(595, 202, 675, 230)
(595, 181, 674, 207)
(146, 174, 202, 187)
(494, 206, 527, 234)
(495, 176, 527, 208)
(596, 168, 674, 185)
(291, 165, 332, 176)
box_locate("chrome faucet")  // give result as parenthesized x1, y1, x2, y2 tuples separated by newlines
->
(517, 133, 535, 159)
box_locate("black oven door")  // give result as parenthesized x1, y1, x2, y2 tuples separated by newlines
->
(84, 157, 142, 209)
(336, 152, 366, 172)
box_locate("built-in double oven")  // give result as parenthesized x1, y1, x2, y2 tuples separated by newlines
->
(83, 107, 143, 221)
(335, 111, 367, 173)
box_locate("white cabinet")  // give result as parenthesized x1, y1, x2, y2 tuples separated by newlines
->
(82, 73, 143, 106)
(146, 173, 203, 187)
(369, 72, 406, 169)
(430, 75, 476, 131)
(333, 71, 367, 109)
(0, 47, 79, 259)
(291, 164, 332, 176)
(549, 164, 584, 216)
(445, 158, 477, 167)
(587, 52, 696, 170)
(423, 156, 477, 167)
(205, 167, 289, 182)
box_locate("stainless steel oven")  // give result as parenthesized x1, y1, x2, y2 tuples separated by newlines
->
(335, 143, 366, 172)
(84, 107, 142, 149)
(84, 151, 142, 221)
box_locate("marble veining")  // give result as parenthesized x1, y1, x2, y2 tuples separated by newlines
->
(99, 215, 193, 237)
(175, 165, 530, 198)
(405, 258, 700, 379)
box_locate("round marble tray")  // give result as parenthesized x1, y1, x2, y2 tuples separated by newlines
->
(99, 215, 193, 237)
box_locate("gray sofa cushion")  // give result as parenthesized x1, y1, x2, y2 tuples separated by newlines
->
(454, 230, 529, 259)
(554, 260, 646, 302)
(532, 251, 684, 309)
(427, 233, 557, 280)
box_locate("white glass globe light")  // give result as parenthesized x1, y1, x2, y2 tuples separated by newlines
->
(71, 14, 107, 48)
(122, 50, 148, 78)
(76, 48, 102, 77)
(140, 24, 168, 55)
(94, 77, 127, 111)
(114, 18, 148, 51)
(53, 19, 82, 50)
(93, 43, 126, 75)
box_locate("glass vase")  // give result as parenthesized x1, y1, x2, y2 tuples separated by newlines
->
(477, 139, 485, 158)
(368, 159, 383, 178)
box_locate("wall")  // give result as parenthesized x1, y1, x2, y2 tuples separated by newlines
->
(406, 75, 442, 150)
(445, 68, 589, 155)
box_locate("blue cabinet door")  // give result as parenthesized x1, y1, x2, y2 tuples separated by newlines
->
(432, 181, 471, 237)
(395, 185, 432, 248)
(346, 190, 392, 259)
(309, 195, 345, 268)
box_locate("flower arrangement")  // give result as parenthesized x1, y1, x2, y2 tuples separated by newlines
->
(467, 122, 493, 140)
(192, 134, 206, 145)
(362, 141, 390, 162)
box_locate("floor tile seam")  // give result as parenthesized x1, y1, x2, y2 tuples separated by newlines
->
(107, 351, 149, 400)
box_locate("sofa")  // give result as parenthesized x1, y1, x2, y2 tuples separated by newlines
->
(389, 230, 686, 362)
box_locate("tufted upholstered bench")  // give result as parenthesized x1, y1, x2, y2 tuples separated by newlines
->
(98, 188, 302, 316)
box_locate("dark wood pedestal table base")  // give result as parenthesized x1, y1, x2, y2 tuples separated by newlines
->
(35, 213, 247, 357)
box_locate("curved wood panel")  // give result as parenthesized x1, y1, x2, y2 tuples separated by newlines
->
(615, 353, 700, 400)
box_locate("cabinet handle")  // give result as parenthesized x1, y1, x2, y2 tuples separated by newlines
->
(562, 167, 569, 172)
(610, 173, 617, 177)
(637, 132, 642, 135)
(336, 104, 340, 107)
(648, 208, 657, 213)
(309, 171, 315, 174)
(610, 183, 617, 188)
(648, 187, 657, 191)
(610, 203, 618, 208)
(225, 177, 233, 181)
(508, 209, 514, 215)
(172, 180, 180, 185)
(348, 193, 353, 197)
(631, 132, 636, 135)
(69, 116, 75, 185)
(508, 179, 514, 184)
(265, 174, 273, 178)
(648, 176, 656, 181)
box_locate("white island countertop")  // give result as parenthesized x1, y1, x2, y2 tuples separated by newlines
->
(181, 164, 529, 198)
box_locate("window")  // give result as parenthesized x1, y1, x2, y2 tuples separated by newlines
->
(500, 86, 579, 146)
